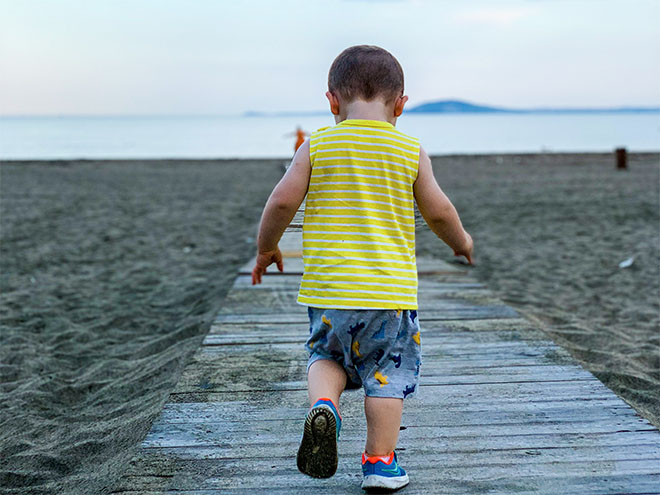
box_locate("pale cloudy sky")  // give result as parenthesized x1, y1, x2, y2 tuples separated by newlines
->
(0, 0, 658, 116)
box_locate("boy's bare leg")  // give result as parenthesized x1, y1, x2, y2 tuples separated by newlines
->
(307, 359, 347, 408)
(364, 397, 403, 456)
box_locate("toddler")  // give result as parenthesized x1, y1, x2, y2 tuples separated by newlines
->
(252, 45, 473, 492)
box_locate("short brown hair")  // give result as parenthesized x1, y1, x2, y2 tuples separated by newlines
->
(328, 45, 404, 104)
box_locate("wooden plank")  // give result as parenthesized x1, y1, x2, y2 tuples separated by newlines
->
(213, 306, 519, 323)
(168, 380, 627, 405)
(177, 366, 602, 400)
(201, 332, 546, 345)
(149, 407, 644, 433)
(111, 473, 660, 495)
(112, 473, 660, 495)
(171, 375, 608, 396)
(207, 317, 545, 336)
(115, 457, 660, 492)
(172, 369, 603, 395)
(155, 397, 632, 424)
(201, 332, 552, 346)
(197, 339, 562, 354)
(175, 359, 580, 379)
(110, 473, 660, 495)
(143, 416, 654, 449)
(121, 445, 660, 476)
(190, 346, 573, 375)
(202, 327, 552, 345)
(184, 350, 580, 373)
(216, 293, 507, 311)
(218, 288, 503, 307)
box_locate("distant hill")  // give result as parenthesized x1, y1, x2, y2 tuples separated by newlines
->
(407, 100, 508, 113)
(407, 99, 660, 114)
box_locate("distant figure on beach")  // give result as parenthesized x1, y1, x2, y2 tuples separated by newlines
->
(284, 126, 309, 152)
(251, 45, 473, 491)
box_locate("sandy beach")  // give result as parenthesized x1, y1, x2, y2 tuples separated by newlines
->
(0, 159, 284, 494)
(418, 152, 659, 429)
(1, 153, 658, 494)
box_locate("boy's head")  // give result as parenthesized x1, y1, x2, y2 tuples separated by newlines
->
(326, 45, 407, 118)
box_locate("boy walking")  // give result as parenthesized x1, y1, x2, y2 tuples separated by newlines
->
(252, 45, 473, 492)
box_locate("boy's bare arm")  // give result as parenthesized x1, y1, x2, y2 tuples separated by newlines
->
(413, 147, 473, 264)
(252, 140, 312, 284)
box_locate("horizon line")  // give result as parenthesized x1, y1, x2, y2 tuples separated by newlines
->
(2, 100, 659, 119)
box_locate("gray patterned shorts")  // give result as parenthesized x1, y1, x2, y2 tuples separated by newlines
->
(305, 307, 422, 399)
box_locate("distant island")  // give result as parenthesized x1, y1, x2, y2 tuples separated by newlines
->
(406, 99, 660, 114)
(244, 99, 659, 117)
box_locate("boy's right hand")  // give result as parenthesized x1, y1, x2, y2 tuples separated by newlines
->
(251, 248, 284, 285)
(453, 231, 474, 265)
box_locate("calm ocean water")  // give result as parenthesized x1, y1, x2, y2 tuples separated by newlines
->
(0, 113, 658, 160)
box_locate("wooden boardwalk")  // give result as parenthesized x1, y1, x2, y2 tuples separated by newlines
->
(112, 209, 660, 494)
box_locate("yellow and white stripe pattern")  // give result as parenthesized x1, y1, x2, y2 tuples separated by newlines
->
(297, 119, 420, 309)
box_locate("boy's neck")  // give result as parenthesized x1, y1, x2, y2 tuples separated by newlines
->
(335, 99, 397, 126)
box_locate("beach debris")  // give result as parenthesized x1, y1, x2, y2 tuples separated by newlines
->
(183, 244, 195, 253)
(618, 256, 635, 269)
(615, 147, 627, 170)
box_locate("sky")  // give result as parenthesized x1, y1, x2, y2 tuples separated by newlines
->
(0, 0, 658, 116)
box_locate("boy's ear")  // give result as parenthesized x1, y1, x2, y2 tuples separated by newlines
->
(325, 91, 340, 115)
(393, 95, 409, 117)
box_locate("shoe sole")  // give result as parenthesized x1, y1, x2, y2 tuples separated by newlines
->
(296, 406, 338, 478)
(361, 473, 410, 492)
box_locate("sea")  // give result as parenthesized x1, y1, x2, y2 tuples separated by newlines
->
(0, 112, 658, 160)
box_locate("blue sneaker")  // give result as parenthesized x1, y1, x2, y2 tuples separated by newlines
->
(361, 450, 409, 492)
(296, 398, 342, 478)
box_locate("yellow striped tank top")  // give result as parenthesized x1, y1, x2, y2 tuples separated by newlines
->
(297, 118, 421, 309)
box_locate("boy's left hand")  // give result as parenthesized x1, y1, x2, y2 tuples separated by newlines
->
(251, 248, 284, 284)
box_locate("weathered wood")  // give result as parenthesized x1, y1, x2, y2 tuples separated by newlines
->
(111, 475, 660, 495)
(111, 474, 660, 495)
(208, 317, 544, 336)
(197, 339, 562, 355)
(155, 396, 632, 424)
(145, 409, 646, 440)
(190, 349, 574, 370)
(143, 417, 655, 450)
(172, 369, 603, 396)
(115, 458, 660, 491)
(168, 380, 629, 405)
(217, 289, 506, 313)
(202, 326, 552, 345)
(114, 203, 660, 494)
(111, 473, 660, 495)
(122, 450, 660, 488)
(214, 306, 518, 323)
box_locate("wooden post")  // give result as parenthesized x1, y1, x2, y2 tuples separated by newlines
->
(615, 147, 627, 170)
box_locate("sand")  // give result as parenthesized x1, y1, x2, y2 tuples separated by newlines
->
(418, 152, 660, 428)
(0, 159, 284, 494)
(0, 153, 658, 494)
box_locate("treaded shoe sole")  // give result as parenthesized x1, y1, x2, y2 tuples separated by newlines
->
(296, 406, 338, 478)
(361, 473, 410, 492)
